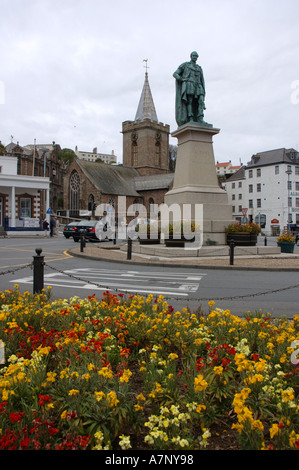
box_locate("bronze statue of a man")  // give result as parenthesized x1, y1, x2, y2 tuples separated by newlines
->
(173, 51, 211, 127)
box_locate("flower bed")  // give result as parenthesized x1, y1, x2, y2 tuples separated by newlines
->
(277, 233, 296, 253)
(0, 287, 298, 450)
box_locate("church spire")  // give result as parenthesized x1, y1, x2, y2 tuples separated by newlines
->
(135, 61, 158, 122)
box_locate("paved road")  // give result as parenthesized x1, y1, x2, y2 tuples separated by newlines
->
(0, 235, 299, 318)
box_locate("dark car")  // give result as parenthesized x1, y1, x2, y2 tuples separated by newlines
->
(73, 219, 100, 242)
(63, 221, 79, 239)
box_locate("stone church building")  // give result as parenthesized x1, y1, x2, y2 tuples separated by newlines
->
(64, 72, 174, 220)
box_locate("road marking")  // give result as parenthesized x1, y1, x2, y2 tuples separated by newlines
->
(12, 267, 206, 297)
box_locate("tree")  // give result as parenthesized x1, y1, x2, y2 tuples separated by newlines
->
(0, 141, 5, 155)
(169, 144, 177, 172)
(58, 148, 76, 164)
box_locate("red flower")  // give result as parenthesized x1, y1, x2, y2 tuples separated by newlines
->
(9, 411, 25, 423)
(38, 394, 52, 406)
(0, 401, 7, 413)
(196, 358, 205, 371)
(120, 347, 130, 358)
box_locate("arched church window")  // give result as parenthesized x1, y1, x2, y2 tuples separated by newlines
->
(132, 142, 138, 166)
(70, 170, 80, 211)
(155, 142, 161, 166)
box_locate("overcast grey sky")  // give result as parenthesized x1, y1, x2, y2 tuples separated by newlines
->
(0, 0, 298, 165)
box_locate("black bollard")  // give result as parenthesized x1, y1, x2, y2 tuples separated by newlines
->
(127, 238, 132, 260)
(33, 248, 44, 293)
(229, 239, 235, 266)
(80, 235, 86, 252)
(264, 236, 267, 246)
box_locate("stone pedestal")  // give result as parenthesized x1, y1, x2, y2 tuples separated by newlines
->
(164, 123, 234, 245)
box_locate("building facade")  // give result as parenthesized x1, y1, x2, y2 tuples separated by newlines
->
(74, 146, 117, 164)
(0, 155, 50, 233)
(216, 160, 242, 177)
(225, 148, 299, 235)
(4, 141, 65, 214)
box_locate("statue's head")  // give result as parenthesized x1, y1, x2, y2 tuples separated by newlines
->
(190, 51, 199, 61)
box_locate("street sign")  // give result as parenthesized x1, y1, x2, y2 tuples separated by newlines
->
(46, 208, 53, 214)
(241, 208, 248, 217)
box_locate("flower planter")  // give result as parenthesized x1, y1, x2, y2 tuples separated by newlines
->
(277, 242, 295, 253)
(226, 233, 257, 246)
(165, 235, 195, 247)
(138, 235, 161, 245)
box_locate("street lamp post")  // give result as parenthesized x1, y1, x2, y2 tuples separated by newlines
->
(286, 168, 292, 234)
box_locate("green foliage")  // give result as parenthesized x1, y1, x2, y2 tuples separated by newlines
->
(58, 148, 76, 164)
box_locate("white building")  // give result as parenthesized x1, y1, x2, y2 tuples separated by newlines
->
(75, 146, 117, 164)
(216, 160, 242, 177)
(0, 155, 50, 234)
(225, 148, 299, 236)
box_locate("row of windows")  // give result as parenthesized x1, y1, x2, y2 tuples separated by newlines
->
(248, 168, 261, 178)
(231, 181, 299, 195)
(250, 166, 299, 177)
(232, 166, 299, 182)
(233, 197, 299, 212)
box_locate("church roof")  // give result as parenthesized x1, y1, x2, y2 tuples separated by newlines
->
(77, 160, 140, 197)
(135, 73, 158, 122)
(134, 173, 173, 190)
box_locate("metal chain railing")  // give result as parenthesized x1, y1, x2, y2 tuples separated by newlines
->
(0, 263, 32, 277)
(44, 261, 299, 303)
(1, 250, 299, 303)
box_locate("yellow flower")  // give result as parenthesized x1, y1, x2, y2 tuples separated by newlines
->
(270, 423, 279, 439)
(94, 391, 105, 402)
(134, 404, 144, 411)
(119, 369, 132, 383)
(196, 404, 206, 414)
(168, 353, 178, 360)
(244, 373, 264, 385)
(213, 366, 223, 375)
(194, 374, 208, 392)
(106, 391, 119, 407)
(98, 367, 113, 379)
(68, 389, 79, 396)
(281, 388, 295, 402)
(136, 393, 146, 401)
(46, 371, 57, 383)
(289, 430, 299, 447)
(251, 419, 264, 432)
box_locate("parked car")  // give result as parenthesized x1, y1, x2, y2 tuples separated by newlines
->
(63, 221, 80, 239)
(73, 219, 101, 242)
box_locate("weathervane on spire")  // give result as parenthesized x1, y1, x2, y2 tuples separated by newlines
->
(143, 59, 149, 75)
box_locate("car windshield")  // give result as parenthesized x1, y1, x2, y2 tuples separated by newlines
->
(77, 220, 97, 226)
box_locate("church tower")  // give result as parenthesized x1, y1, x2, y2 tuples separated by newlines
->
(122, 68, 170, 176)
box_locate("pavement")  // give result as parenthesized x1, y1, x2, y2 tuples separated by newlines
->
(68, 241, 299, 271)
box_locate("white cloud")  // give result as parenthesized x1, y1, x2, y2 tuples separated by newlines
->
(0, 0, 298, 163)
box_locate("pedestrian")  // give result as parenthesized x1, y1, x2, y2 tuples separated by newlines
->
(43, 218, 49, 237)
(295, 233, 299, 245)
(50, 217, 56, 237)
